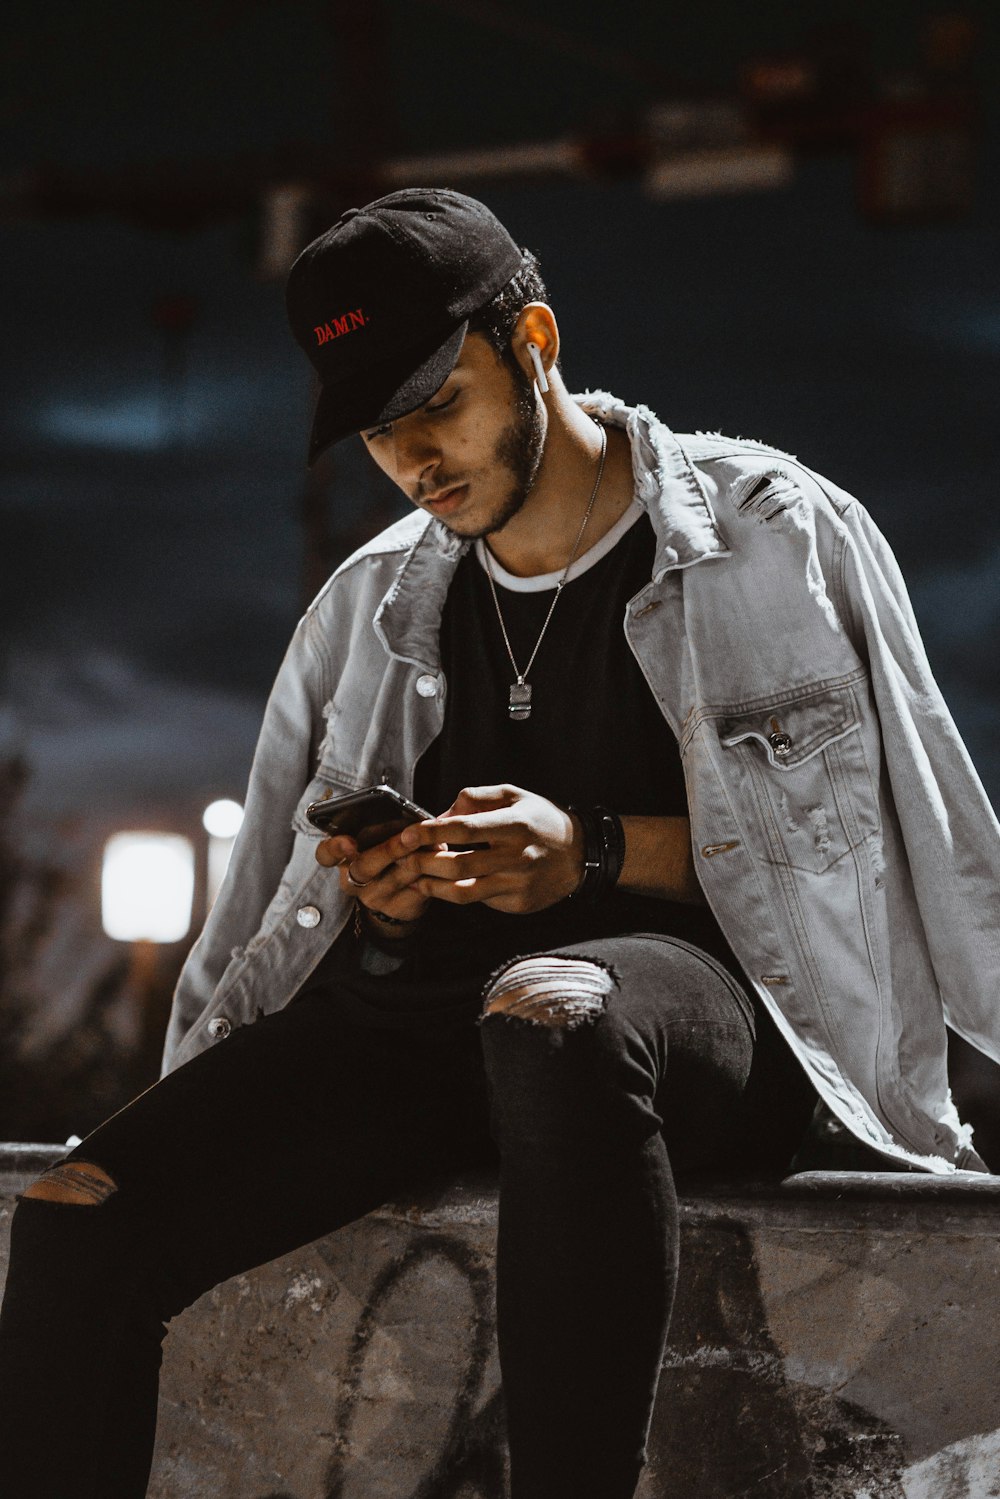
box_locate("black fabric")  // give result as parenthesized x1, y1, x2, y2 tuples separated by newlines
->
(0, 509, 820, 1499)
(410, 506, 751, 986)
(0, 931, 787, 1499)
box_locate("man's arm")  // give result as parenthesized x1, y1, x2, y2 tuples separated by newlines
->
(161, 608, 330, 1073)
(616, 815, 707, 904)
(336, 787, 707, 917)
(823, 486, 1000, 1066)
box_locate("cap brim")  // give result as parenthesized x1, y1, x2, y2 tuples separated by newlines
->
(307, 321, 468, 467)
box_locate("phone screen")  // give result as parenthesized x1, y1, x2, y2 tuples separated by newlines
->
(305, 786, 431, 849)
(304, 784, 487, 853)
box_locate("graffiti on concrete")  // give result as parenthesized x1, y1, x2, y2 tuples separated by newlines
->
(324, 1231, 506, 1499)
(245, 1214, 928, 1499)
(130, 1183, 1000, 1499)
(246, 1228, 505, 1499)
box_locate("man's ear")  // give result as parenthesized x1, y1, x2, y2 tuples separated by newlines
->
(511, 303, 559, 386)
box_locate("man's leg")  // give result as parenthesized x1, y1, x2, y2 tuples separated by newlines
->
(479, 933, 756, 1499)
(0, 984, 490, 1499)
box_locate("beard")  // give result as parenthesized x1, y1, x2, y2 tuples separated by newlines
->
(452, 357, 546, 541)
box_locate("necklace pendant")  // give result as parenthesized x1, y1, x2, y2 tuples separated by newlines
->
(508, 681, 532, 720)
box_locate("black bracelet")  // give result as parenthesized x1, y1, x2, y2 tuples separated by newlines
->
(355, 893, 422, 929)
(565, 806, 615, 903)
(353, 900, 421, 932)
(353, 900, 423, 953)
(565, 805, 626, 903)
(566, 806, 601, 901)
(594, 805, 626, 889)
(367, 907, 415, 926)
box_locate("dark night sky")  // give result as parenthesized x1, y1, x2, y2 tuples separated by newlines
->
(2, 0, 999, 835)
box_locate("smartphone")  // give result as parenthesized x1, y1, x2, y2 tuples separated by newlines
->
(305, 785, 433, 851)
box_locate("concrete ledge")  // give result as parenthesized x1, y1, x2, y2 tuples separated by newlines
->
(2, 1145, 999, 1497)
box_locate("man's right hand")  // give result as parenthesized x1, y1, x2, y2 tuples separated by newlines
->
(315, 828, 446, 933)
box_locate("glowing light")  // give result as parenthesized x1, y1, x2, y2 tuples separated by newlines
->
(101, 833, 195, 943)
(202, 799, 244, 838)
(203, 800, 244, 909)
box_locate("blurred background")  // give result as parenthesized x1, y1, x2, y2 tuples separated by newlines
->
(1, 0, 998, 1160)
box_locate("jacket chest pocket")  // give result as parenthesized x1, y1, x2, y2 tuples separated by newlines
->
(716, 680, 880, 875)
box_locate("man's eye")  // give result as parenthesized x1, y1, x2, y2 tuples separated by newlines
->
(364, 391, 457, 441)
(425, 392, 458, 415)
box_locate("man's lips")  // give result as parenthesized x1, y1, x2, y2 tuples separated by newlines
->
(423, 484, 468, 514)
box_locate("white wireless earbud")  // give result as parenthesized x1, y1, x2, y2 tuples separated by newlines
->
(527, 341, 549, 394)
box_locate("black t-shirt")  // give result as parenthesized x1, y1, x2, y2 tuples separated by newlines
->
(307, 503, 813, 1165)
(408, 504, 750, 986)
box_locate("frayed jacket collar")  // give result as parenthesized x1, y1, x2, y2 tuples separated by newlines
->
(574, 388, 730, 579)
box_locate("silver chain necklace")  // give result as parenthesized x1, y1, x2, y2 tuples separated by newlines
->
(482, 419, 608, 721)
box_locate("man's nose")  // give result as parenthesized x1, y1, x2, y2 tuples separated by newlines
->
(391, 427, 441, 493)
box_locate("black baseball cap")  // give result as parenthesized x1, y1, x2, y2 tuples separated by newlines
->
(285, 187, 526, 466)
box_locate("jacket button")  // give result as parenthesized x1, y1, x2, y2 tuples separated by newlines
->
(296, 904, 322, 928)
(768, 732, 792, 756)
(415, 673, 439, 698)
(207, 1017, 231, 1039)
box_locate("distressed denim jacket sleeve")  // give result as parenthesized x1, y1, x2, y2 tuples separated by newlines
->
(825, 483, 1000, 1068)
(159, 607, 331, 1074)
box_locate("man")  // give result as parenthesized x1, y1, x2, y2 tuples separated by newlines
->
(1, 187, 997, 1499)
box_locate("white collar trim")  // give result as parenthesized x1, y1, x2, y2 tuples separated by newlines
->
(474, 499, 645, 593)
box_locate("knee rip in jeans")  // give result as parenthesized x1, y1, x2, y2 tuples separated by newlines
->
(480, 954, 617, 1030)
(20, 1161, 119, 1206)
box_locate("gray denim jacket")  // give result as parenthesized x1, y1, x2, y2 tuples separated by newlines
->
(161, 390, 1000, 1173)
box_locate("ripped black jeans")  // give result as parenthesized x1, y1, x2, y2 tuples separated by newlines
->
(0, 932, 814, 1499)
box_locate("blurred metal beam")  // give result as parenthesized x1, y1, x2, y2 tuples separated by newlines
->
(645, 145, 794, 201)
(383, 138, 579, 186)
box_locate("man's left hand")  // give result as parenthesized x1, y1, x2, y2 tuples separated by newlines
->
(399, 784, 584, 914)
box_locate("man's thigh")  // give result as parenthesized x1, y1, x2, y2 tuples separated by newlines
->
(48, 986, 491, 1308)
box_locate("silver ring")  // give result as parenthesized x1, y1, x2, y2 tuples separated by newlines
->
(346, 863, 372, 890)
